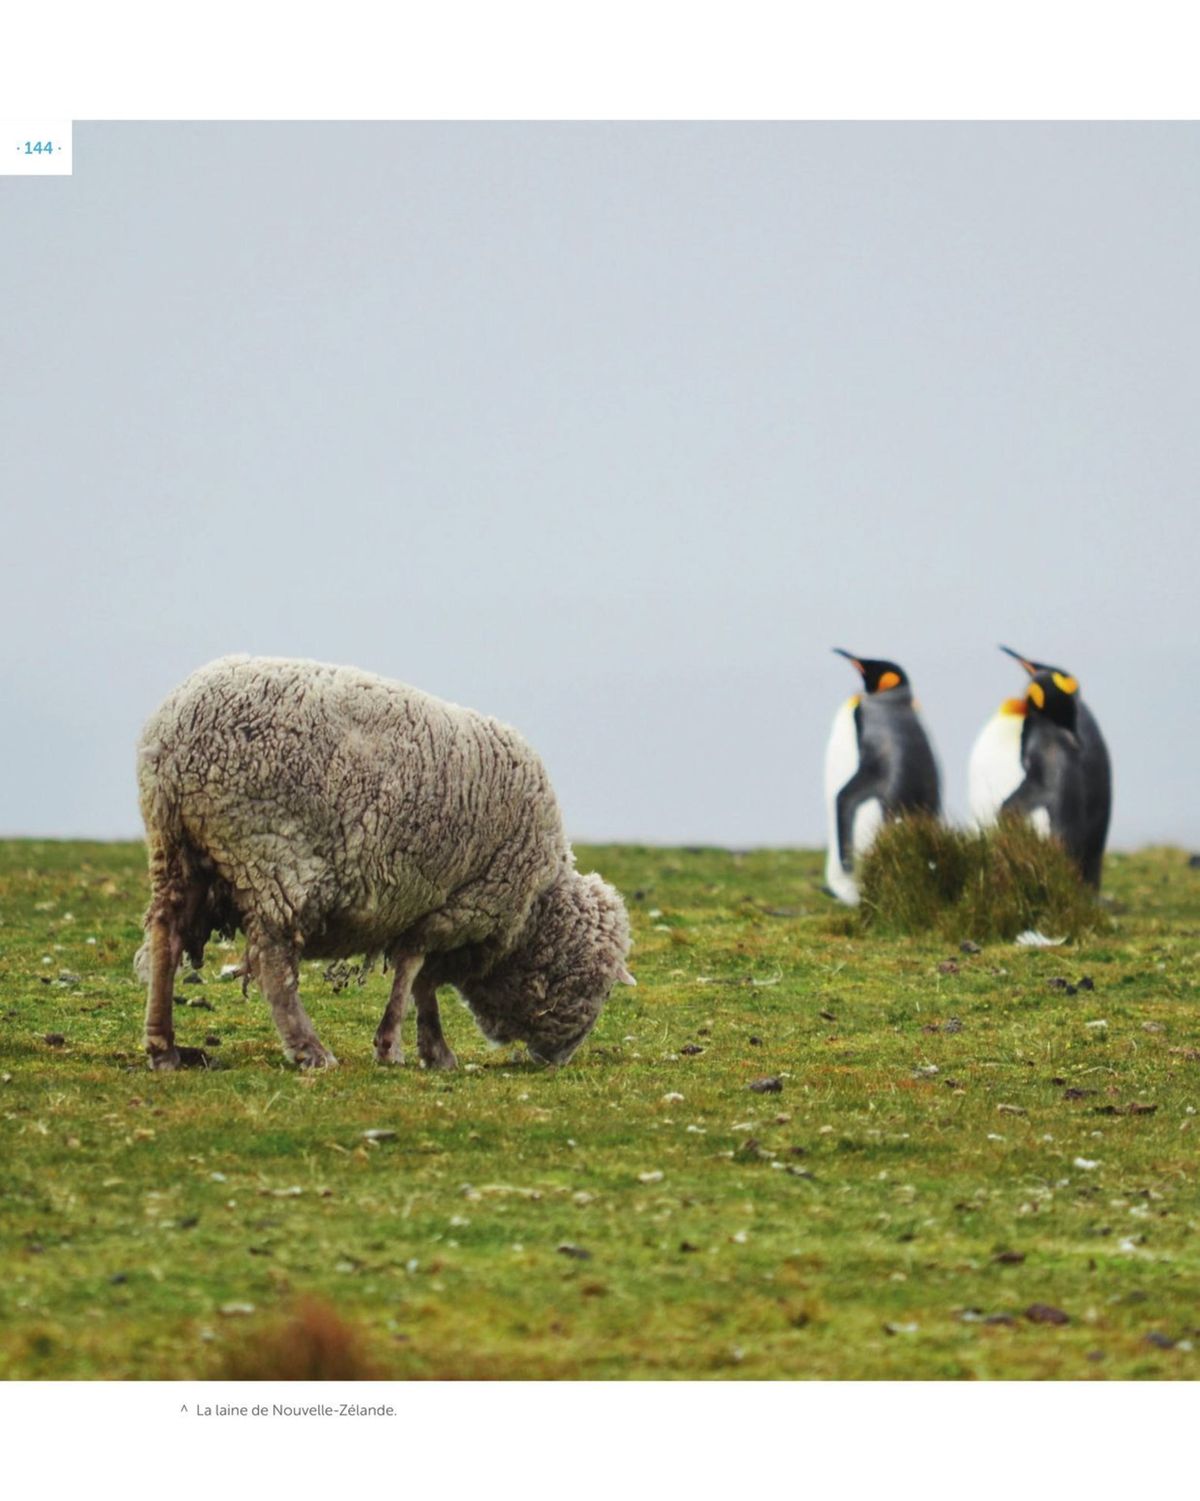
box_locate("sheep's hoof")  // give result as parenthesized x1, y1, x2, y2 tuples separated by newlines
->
(288, 1041, 338, 1069)
(373, 1038, 405, 1066)
(419, 1042, 458, 1071)
(147, 1043, 181, 1072)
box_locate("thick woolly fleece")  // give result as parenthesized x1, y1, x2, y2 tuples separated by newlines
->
(137, 656, 631, 1064)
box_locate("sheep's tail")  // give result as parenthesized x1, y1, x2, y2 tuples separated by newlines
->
(138, 822, 238, 969)
(137, 720, 241, 967)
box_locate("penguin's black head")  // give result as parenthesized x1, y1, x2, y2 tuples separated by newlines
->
(833, 649, 909, 695)
(1026, 668, 1080, 738)
(1000, 644, 1081, 696)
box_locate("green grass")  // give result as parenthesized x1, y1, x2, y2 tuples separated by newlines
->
(857, 816, 1105, 941)
(1, 839, 1198, 1380)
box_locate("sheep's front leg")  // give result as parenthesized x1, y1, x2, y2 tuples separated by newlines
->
(374, 953, 424, 1064)
(256, 935, 337, 1068)
(415, 973, 458, 1070)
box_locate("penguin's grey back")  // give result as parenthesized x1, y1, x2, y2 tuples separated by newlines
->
(1074, 700, 1112, 886)
(856, 689, 941, 812)
(1003, 717, 1089, 875)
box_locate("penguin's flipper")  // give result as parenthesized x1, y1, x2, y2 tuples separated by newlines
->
(999, 780, 1040, 821)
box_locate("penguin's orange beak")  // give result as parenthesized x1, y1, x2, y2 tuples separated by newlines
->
(999, 644, 1038, 676)
(832, 648, 865, 675)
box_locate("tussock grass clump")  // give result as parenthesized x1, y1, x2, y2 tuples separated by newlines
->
(857, 814, 1104, 941)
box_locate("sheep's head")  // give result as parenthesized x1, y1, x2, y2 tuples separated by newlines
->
(463, 870, 634, 1065)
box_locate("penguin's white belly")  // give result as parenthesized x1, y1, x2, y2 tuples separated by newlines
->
(968, 711, 1025, 828)
(823, 697, 881, 905)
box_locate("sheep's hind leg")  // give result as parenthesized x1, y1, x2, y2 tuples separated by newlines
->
(144, 913, 182, 1071)
(415, 974, 458, 1070)
(374, 954, 424, 1064)
(256, 935, 337, 1068)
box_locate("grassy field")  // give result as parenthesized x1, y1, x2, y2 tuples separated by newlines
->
(0, 838, 1197, 1380)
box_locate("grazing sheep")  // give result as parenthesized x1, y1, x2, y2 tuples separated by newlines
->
(136, 656, 634, 1071)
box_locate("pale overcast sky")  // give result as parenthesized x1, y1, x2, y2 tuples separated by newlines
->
(1, 123, 1196, 847)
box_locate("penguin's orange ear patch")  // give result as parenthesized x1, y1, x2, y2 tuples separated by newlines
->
(1028, 681, 1046, 709)
(877, 671, 902, 692)
(1052, 672, 1078, 695)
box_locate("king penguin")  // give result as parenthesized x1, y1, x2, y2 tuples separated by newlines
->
(823, 650, 941, 905)
(968, 646, 1112, 887)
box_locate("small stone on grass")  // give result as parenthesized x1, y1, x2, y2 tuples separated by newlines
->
(1025, 1303, 1069, 1325)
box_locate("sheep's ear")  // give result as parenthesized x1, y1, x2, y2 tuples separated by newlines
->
(617, 966, 637, 987)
